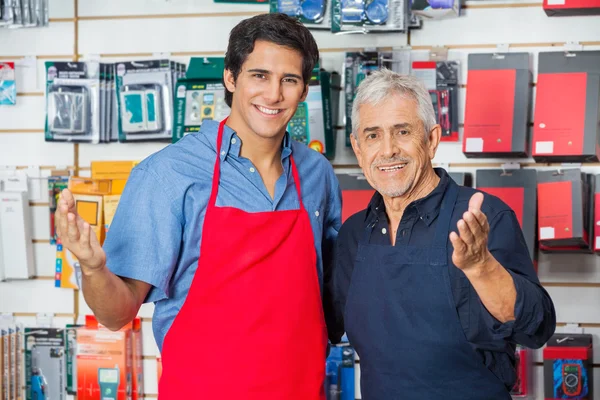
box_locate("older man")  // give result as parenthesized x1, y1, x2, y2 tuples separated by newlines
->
(328, 69, 556, 399)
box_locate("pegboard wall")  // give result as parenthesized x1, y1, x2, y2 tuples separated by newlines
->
(1, 0, 600, 398)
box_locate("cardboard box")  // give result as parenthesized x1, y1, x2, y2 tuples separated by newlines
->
(543, 0, 600, 16)
(24, 327, 66, 400)
(103, 195, 121, 236)
(544, 334, 593, 399)
(91, 161, 138, 181)
(532, 51, 600, 162)
(76, 321, 133, 400)
(476, 169, 537, 262)
(463, 53, 532, 158)
(536, 169, 591, 251)
(336, 173, 375, 223)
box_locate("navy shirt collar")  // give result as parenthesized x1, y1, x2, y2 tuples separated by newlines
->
(199, 120, 292, 162)
(365, 168, 451, 227)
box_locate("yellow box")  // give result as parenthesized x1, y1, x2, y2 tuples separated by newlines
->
(69, 177, 112, 195)
(103, 195, 121, 236)
(74, 194, 104, 245)
(110, 179, 128, 195)
(91, 161, 139, 180)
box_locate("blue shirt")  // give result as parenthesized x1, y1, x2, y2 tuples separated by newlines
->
(103, 120, 342, 351)
(329, 168, 556, 388)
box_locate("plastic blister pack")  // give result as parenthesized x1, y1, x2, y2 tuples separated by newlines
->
(45, 62, 101, 144)
(332, 0, 407, 33)
(116, 60, 175, 142)
(270, 0, 331, 29)
(0, 62, 16, 105)
(0, 0, 48, 28)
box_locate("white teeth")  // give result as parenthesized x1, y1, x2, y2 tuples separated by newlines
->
(379, 164, 406, 172)
(257, 106, 281, 115)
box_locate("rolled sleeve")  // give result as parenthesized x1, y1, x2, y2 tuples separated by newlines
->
(103, 166, 183, 303)
(481, 210, 556, 348)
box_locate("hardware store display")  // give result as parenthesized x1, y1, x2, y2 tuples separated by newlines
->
(463, 53, 532, 157)
(0, 62, 16, 105)
(332, 0, 408, 33)
(532, 51, 600, 162)
(544, 334, 594, 399)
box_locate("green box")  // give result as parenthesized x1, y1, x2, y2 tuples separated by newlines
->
(172, 57, 230, 143)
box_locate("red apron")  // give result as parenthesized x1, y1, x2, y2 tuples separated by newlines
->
(158, 119, 327, 399)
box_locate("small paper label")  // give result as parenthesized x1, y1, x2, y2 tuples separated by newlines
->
(540, 227, 555, 240)
(536, 141, 554, 154)
(547, 0, 566, 5)
(177, 85, 186, 99)
(465, 138, 484, 152)
(596, 236, 600, 250)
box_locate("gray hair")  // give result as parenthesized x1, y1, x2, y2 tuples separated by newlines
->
(351, 69, 437, 140)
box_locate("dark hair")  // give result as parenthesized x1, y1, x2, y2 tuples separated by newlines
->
(223, 13, 320, 107)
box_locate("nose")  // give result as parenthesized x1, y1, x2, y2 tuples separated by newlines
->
(380, 132, 399, 159)
(263, 79, 283, 104)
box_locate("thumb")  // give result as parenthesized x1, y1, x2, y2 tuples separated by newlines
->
(469, 192, 484, 211)
(61, 189, 77, 214)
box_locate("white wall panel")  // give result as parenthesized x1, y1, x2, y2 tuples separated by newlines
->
(0, 23, 74, 56)
(78, 0, 268, 17)
(0, 134, 74, 166)
(411, 7, 600, 47)
(143, 358, 159, 394)
(0, 280, 73, 313)
(50, 0, 75, 19)
(33, 242, 57, 277)
(30, 205, 50, 240)
(78, 143, 167, 167)
(0, 96, 46, 129)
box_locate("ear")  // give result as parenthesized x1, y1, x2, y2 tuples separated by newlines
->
(223, 69, 236, 94)
(427, 124, 442, 160)
(299, 84, 309, 102)
(350, 133, 363, 169)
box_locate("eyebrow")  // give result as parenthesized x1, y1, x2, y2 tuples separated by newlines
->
(247, 68, 303, 81)
(362, 123, 413, 133)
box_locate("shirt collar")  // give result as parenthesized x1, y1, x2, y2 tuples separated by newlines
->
(364, 168, 451, 227)
(200, 120, 293, 161)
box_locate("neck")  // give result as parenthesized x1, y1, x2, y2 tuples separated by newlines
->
(383, 167, 440, 222)
(225, 112, 284, 169)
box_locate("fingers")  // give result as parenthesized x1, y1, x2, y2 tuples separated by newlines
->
(66, 212, 81, 242)
(79, 221, 91, 250)
(457, 218, 475, 245)
(61, 189, 76, 212)
(449, 231, 466, 252)
(468, 192, 484, 211)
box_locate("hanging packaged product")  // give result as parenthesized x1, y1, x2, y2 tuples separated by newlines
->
(463, 53, 532, 158)
(533, 51, 600, 162)
(288, 66, 340, 159)
(270, 0, 332, 30)
(594, 175, 600, 253)
(411, 0, 459, 19)
(336, 172, 375, 222)
(411, 60, 459, 142)
(476, 169, 537, 264)
(24, 327, 67, 400)
(544, 0, 600, 16)
(343, 50, 410, 146)
(64, 325, 82, 395)
(0, 322, 5, 400)
(536, 169, 594, 253)
(116, 59, 175, 142)
(407, 0, 423, 29)
(48, 175, 69, 245)
(0, 62, 16, 105)
(173, 57, 228, 143)
(544, 334, 594, 399)
(325, 336, 355, 400)
(77, 316, 136, 400)
(44, 61, 101, 144)
(331, 0, 408, 33)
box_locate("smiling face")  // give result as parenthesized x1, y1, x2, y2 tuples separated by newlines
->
(223, 40, 308, 142)
(351, 92, 440, 199)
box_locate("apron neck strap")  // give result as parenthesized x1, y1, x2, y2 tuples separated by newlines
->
(210, 118, 303, 208)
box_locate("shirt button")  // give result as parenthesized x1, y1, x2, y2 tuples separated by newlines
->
(315, 211, 320, 217)
(249, 167, 255, 173)
(220, 151, 226, 156)
(231, 138, 237, 144)
(382, 228, 387, 234)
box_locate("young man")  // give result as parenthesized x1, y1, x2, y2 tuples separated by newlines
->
(55, 13, 341, 399)
(331, 70, 556, 399)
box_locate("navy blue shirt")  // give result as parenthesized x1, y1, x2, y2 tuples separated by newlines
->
(327, 168, 556, 388)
